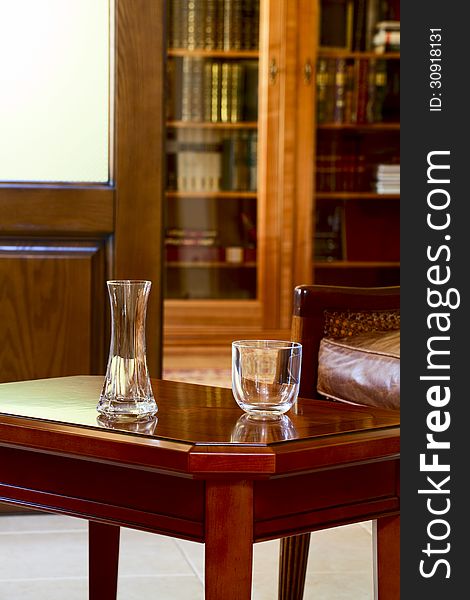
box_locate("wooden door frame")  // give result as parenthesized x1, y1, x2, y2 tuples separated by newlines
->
(0, 0, 164, 377)
(113, 0, 165, 376)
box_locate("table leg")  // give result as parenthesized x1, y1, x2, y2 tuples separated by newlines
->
(89, 521, 120, 600)
(278, 533, 311, 600)
(373, 515, 400, 600)
(205, 480, 253, 600)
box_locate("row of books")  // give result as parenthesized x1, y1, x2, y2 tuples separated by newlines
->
(316, 57, 399, 124)
(316, 159, 400, 192)
(165, 229, 256, 263)
(373, 20, 400, 53)
(375, 163, 400, 194)
(316, 142, 400, 192)
(168, 0, 259, 51)
(320, 0, 400, 52)
(314, 205, 343, 261)
(166, 129, 257, 192)
(166, 246, 257, 263)
(167, 57, 258, 123)
(316, 154, 369, 192)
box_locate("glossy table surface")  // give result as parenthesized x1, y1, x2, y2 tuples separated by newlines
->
(0, 376, 400, 599)
(0, 375, 399, 446)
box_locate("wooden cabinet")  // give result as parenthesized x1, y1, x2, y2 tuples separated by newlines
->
(299, 0, 400, 288)
(163, 0, 400, 348)
(163, 0, 295, 346)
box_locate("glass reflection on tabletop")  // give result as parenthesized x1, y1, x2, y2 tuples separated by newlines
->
(231, 413, 298, 444)
(97, 414, 158, 435)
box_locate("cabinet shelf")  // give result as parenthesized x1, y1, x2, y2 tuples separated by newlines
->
(318, 49, 400, 60)
(315, 192, 399, 200)
(167, 121, 258, 129)
(315, 261, 400, 269)
(167, 48, 260, 59)
(166, 191, 257, 199)
(318, 123, 400, 131)
(167, 261, 257, 269)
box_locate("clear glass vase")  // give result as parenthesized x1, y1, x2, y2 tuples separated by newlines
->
(97, 280, 157, 421)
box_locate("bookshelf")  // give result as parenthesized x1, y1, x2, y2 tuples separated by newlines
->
(311, 0, 400, 286)
(165, 1, 260, 303)
(164, 0, 292, 346)
(162, 0, 400, 348)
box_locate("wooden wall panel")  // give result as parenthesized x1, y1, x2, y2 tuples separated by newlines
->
(0, 240, 106, 383)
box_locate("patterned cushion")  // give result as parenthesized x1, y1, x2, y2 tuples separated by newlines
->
(317, 330, 400, 409)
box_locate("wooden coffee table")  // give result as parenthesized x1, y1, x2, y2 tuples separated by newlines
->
(0, 376, 399, 599)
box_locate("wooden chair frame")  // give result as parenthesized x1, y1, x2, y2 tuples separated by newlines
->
(278, 284, 400, 600)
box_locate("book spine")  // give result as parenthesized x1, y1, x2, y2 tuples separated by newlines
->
(352, 0, 367, 51)
(215, 0, 224, 50)
(355, 59, 369, 124)
(333, 58, 347, 124)
(325, 58, 337, 123)
(248, 130, 257, 191)
(169, 0, 183, 48)
(166, 59, 175, 120)
(166, 130, 178, 190)
(205, 137, 218, 193)
(207, 141, 222, 191)
(220, 62, 231, 123)
(365, 59, 376, 123)
(191, 57, 204, 121)
(241, 0, 253, 50)
(203, 60, 213, 121)
(371, 59, 387, 122)
(236, 131, 250, 190)
(181, 57, 192, 121)
(177, 150, 188, 191)
(223, 0, 233, 50)
(210, 61, 221, 122)
(221, 134, 234, 190)
(166, 245, 223, 263)
(343, 61, 355, 123)
(314, 204, 343, 261)
(204, 0, 217, 50)
(231, 0, 243, 50)
(230, 62, 244, 123)
(243, 61, 258, 121)
(251, 0, 260, 49)
(316, 58, 329, 124)
(186, 0, 205, 50)
(196, 0, 206, 49)
(365, 0, 380, 51)
(180, 0, 189, 49)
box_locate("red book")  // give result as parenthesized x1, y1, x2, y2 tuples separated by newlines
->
(354, 59, 369, 124)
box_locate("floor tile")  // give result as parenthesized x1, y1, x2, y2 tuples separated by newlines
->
(0, 513, 86, 534)
(0, 578, 87, 600)
(304, 570, 373, 599)
(117, 575, 203, 600)
(174, 539, 204, 579)
(0, 530, 87, 580)
(359, 520, 373, 534)
(0, 514, 374, 599)
(119, 529, 194, 576)
(252, 540, 280, 600)
(307, 523, 373, 573)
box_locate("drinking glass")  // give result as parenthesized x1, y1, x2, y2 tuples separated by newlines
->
(97, 280, 157, 421)
(232, 340, 302, 417)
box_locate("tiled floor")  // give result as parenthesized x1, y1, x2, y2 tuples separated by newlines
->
(0, 513, 374, 599)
